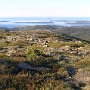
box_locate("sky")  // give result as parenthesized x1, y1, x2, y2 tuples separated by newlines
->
(0, 0, 90, 17)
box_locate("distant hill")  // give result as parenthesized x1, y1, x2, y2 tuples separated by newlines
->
(1, 25, 90, 42)
(53, 26, 90, 42)
(9, 25, 58, 31)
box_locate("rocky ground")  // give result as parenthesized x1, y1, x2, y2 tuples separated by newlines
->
(0, 28, 90, 90)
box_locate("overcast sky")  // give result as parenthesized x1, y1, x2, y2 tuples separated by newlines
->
(0, 0, 90, 17)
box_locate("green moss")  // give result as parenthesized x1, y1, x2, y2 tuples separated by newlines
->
(48, 42, 62, 48)
(27, 48, 43, 61)
(0, 53, 7, 58)
(76, 55, 90, 68)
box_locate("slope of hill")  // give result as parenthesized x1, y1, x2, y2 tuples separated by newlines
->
(0, 28, 90, 90)
(54, 26, 90, 42)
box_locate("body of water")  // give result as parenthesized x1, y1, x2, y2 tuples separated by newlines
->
(0, 17, 90, 28)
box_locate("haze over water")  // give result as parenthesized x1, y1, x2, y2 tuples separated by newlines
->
(0, 17, 90, 28)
